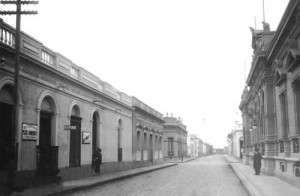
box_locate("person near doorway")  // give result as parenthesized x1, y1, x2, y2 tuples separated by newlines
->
(253, 148, 262, 175)
(93, 148, 102, 175)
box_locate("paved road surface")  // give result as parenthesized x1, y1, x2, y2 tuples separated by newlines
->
(65, 155, 247, 196)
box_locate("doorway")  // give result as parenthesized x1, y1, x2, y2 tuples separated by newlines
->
(92, 112, 99, 169)
(70, 115, 81, 167)
(150, 134, 153, 163)
(37, 111, 52, 175)
(117, 119, 122, 162)
(0, 85, 14, 184)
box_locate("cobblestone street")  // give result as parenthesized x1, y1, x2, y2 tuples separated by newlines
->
(65, 155, 247, 196)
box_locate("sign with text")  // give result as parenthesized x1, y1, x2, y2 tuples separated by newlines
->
(22, 123, 38, 141)
(64, 125, 77, 131)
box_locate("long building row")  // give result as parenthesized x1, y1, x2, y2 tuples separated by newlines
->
(0, 18, 211, 186)
(239, 0, 300, 188)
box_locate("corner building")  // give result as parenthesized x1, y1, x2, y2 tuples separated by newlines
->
(0, 18, 133, 184)
(240, 0, 300, 188)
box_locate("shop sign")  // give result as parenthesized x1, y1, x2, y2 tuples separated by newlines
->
(64, 125, 77, 131)
(22, 123, 38, 141)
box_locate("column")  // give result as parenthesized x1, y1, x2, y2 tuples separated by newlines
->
(263, 76, 277, 175)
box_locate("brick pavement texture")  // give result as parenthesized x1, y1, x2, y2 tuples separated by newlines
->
(8, 163, 178, 196)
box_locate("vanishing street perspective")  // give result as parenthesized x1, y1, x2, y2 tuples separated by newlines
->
(1, 0, 300, 196)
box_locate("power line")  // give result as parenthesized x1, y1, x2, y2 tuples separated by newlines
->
(0, 0, 38, 190)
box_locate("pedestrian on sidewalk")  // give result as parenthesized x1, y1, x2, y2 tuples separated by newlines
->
(93, 148, 102, 175)
(253, 148, 262, 175)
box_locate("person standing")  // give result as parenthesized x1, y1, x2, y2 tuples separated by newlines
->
(93, 148, 102, 175)
(253, 148, 262, 175)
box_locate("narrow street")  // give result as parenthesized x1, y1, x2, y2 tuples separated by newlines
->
(65, 155, 248, 196)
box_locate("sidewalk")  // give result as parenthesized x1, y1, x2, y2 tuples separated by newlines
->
(225, 155, 300, 196)
(11, 163, 177, 196)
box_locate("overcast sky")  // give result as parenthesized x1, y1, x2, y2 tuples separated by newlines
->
(1, 0, 289, 148)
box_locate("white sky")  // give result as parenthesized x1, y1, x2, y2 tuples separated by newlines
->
(1, 0, 289, 148)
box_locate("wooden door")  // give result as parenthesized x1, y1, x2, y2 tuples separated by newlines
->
(69, 116, 81, 167)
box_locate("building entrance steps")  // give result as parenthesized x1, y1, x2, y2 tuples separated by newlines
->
(10, 163, 177, 196)
(226, 155, 300, 196)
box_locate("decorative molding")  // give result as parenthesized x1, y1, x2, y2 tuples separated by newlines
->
(23, 41, 39, 55)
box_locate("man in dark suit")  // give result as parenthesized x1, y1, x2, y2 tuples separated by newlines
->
(93, 148, 102, 175)
(253, 148, 262, 175)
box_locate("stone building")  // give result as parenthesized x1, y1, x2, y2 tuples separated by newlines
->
(240, 0, 300, 188)
(162, 115, 187, 160)
(132, 97, 164, 167)
(0, 18, 135, 185)
(187, 134, 200, 158)
(201, 142, 213, 156)
(227, 123, 243, 160)
(197, 139, 203, 156)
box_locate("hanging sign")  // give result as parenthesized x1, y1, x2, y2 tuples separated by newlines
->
(22, 123, 38, 141)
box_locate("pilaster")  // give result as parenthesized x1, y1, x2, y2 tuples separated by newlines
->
(262, 75, 277, 175)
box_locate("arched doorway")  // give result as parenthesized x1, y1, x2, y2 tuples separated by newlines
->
(70, 105, 81, 167)
(92, 112, 99, 169)
(143, 132, 148, 161)
(0, 84, 14, 183)
(150, 134, 153, 163)
(37, 96, 57, 176)
(117, 119, 122, 162)
(239, 137, 244, 160)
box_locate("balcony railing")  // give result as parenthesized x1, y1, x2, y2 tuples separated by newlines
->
(0, 20, 15, 47)
(41, 49, 54, 66)
(132, 97, 163, 120)
(0, 19, 132, 107)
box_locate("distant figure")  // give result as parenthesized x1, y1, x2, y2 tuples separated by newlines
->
(93, 148, 102, 175)
(253, 148, 262, 175)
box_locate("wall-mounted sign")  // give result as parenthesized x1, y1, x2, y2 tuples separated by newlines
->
(82, 131, 91, 144)
(64, 125, 77, 131)
(136, 151, 141, 161)
(22, 123, 38, 141)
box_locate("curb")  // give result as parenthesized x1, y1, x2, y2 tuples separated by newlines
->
(225, 156, 261, 196)
(228, 163, 261, 196)
(164, 157, 199, 163)
(46, 163, 177, 196)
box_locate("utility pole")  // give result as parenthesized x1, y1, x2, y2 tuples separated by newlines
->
(262, 0, 266, 22)
(0, 0, 38, 189)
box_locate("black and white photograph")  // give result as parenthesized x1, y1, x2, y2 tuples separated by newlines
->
(1, 0, 300, 195)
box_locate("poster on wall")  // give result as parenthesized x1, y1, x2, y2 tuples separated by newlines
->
(82, 131, 91, 144)
(22, 123, 38, 141)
